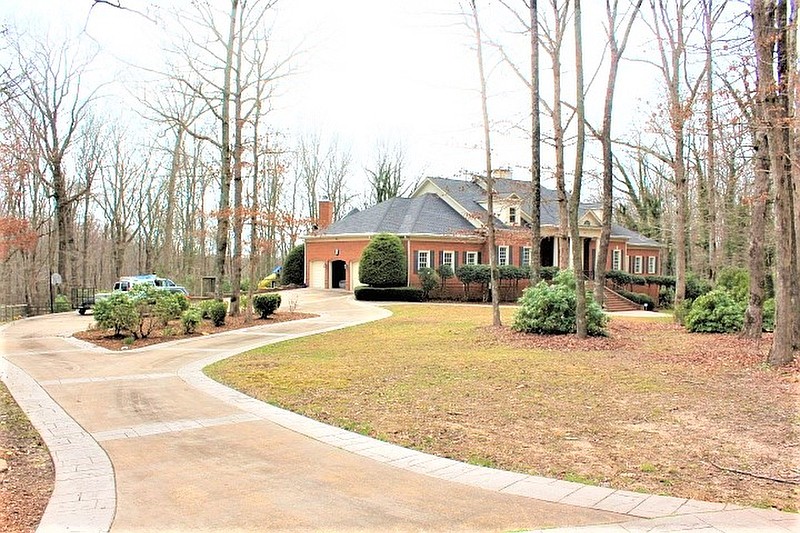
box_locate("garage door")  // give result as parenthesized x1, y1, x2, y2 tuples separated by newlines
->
(350, 261, 364, 290)
(309, 261, 325, 289)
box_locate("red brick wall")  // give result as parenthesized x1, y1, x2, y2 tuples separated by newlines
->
(305, 238, 369, 290)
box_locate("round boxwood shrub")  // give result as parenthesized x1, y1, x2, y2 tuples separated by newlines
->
(684, 289, 744, 333)
(281, 245, 305, 285)
(417, 267, 440, 299)
(253, 293, 281, 318)
(205, 300, 228, 327)
(359, 233, 407, 287)
(512, 270, 608, 336)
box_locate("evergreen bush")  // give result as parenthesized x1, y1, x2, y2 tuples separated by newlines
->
(716, 266, 749, 304)
(54, 294, 71, 312)
(181, 308, 201, 334)
(94, 293, 138, 336)
(512, 270, 608, 336)
(206, 300, 228, 327)
(253, 293, 281, 318)
(762, 298, 775, 332)
(359, 233, 407, 287)
(281, 245, 305, 285)
(417, 267, 440, 299)
(684, 289, 744, 333)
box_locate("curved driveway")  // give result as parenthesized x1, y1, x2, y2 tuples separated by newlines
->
(1, 289, 796, 532)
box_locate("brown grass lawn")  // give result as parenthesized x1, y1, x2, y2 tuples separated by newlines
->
(205, 305, 800, 511)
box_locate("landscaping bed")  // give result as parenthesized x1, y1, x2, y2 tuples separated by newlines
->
(0, 382, 54, 532)
(206, 305, 800, 511)
(74, 311, 316, 351)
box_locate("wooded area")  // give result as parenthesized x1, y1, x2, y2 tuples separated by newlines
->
(0, 0, 797, 364)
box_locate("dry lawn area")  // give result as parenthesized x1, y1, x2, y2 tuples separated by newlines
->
(205, 305, 800, 511)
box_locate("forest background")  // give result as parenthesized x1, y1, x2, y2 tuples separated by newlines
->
(0, 0, 796, 362)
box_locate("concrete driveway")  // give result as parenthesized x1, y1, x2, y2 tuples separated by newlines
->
(1, 289, 796, 532)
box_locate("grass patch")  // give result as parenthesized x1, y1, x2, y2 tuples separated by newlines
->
(205, 304, 799, 511)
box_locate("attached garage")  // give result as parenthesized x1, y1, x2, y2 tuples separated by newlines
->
(308, 261, 325, 289)
(350, 261, 364, 290)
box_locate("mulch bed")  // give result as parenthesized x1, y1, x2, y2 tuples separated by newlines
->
(74, 311, 317, 350)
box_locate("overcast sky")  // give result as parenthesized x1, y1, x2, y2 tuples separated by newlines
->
(1, 0, 659, 194)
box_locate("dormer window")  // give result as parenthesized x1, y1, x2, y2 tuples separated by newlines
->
(509, 207, 517, 224)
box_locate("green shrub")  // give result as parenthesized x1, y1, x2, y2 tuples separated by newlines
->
(128, 285, 162, 338)
(94, 292, 138, 336)
(253, 293, 281, 318)
(644, 275, 675, 288)
(512, 270, 608, 336)
(359, 233, 407, 287)
(154, 292, 186, 326)
(716, 266, 749, 304)
(181, 308, 202, 334)
(455, 264, 491, 295)
(540, 266, 559, 281)
(684, 289, 744, 333)
(617, 289, 655, 309)
(437, 264, 454, 284)
(197, 299, 217, 319)
(762, 298, 775, 332)
(206, 300, 227, 327)
(281, 245, 305, 285)
(354, 286, 424, 302)
(685, 272, 712, 301)
(54, 294, 71, 312)
(606, 270, 646, 286)
(418, 267, 440, 300)
(498, 264, 528, 281)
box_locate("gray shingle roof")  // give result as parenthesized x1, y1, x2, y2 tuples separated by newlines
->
(320, 193, 478, 236)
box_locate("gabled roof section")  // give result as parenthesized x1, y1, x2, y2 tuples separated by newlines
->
(319, 193, 477, 236)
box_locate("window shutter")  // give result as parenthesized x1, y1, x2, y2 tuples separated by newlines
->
(430, 250, 435, 268)
(439, 250, 444, 267)
(453, 251, 458, 267)
(414, 251, 419, 273)
(477, 251, 482, 264)
(463, 251, 468, 264)
(508, 246, 513, 265)
(519, 246, 524, 266)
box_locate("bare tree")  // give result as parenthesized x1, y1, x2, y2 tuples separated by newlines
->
(365, 142, 407, 206)
(1, 31, 99, 293)
(593, 0, 643, 306)
(467, 0, 502, 327)
(571, 0, 588, 337)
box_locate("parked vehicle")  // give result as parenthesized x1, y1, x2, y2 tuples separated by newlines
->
(74, 275, 188, 314)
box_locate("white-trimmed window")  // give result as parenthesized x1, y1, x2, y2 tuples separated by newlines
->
(498, 245, 509, 266)
(522, 246, 531, 266)
(417, 250, 430, 270)
(508, 207, 517, 224)
(442, 250, 455, 268)
(612, 249, 622, 271)
(633, 255, 643, 274)
(647, 256, 657, 274)
(466, 251, 479, 265)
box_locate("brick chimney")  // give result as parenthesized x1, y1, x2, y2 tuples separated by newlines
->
(317, 198, 333, 230)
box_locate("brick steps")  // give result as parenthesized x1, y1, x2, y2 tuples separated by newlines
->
(602, 287, 642, 312)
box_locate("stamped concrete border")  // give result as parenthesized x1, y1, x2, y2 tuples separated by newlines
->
(1, 318, 116, 533)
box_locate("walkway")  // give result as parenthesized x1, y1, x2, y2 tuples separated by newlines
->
(1, 289, 796, 532)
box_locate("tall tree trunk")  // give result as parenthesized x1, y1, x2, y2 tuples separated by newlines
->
(571, 0, 587, 338)
(230, 7, 246, 317)
(752, 0, 797, 366)
(742, 129, 770, 338)
(529, 0, 541, 283)
(215, 0, 239, 300)
(161, 127, 183, 274)
(470, 0, 501, 327)
(595, 0, 643, 306)
(704, 0, 718, 281)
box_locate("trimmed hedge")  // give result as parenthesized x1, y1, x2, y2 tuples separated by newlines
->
(354, 286, 424, 302)
(685, 289, 744, 333)
(617, 289, 655, 309)
(253, 293, 281, 318)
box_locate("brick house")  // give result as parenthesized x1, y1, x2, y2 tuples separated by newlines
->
(303, 174, 663, 293)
